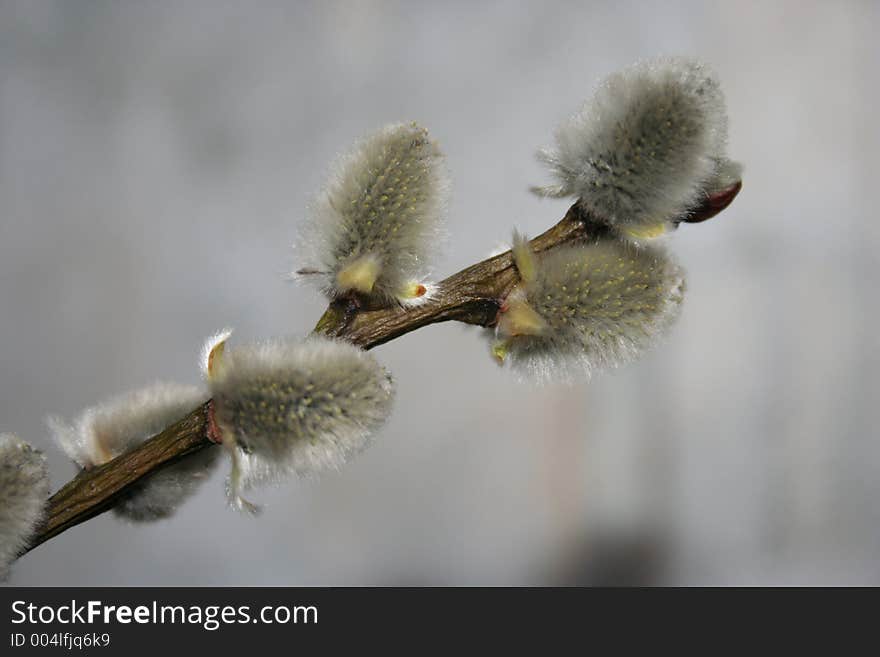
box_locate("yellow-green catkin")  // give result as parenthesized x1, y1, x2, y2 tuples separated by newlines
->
(492, 235, 685, 382)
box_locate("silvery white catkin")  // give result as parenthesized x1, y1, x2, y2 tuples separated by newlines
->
(295, 122, 449, 304)
(492, 234, 685, 383)
(533, 57, 740, 239)
(48, 383, 219, 522)
(0, 434, 49, 579)
(207, 336, 395, 510)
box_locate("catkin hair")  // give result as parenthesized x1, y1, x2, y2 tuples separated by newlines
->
(0, 434, 49, 578)
(534, 57, 734, 233)
(208, 336, 395, 507)
(495, 238, 685, 383)
(48, 383, 219, 522)
(296, 122, 449, 304)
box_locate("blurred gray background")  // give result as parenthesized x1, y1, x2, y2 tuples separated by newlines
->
(2, 0, 878, 585)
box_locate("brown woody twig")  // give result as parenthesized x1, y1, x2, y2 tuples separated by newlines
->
(21, 186, 739, 557)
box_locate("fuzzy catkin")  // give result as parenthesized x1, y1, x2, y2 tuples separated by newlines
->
(296, 122, 449, 304)
(494, 238, 685, 383)
(534, 57, 736, 236)
(48, 383, 219, 522)
(208, 336, 394, 505)
(0, 434, 49, 579)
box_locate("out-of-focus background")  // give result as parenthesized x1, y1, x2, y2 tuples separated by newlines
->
(2, 0, 878, 585)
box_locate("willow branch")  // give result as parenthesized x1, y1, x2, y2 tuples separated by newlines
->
(26, 405, 212, 551)
(21, 189, 738, 556)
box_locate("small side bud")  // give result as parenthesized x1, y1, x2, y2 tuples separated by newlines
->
(335, 253, 382, 295)
(201, 328, 233, 381)
(296, 122, 449, 305)
(48, 384, 219, 522)
(0, 434, 49, 579)
(395, 280, 434, 308)
(497, 294, 549, 338)
(491, 236, 685, 383)
(399, 281, 428, 299)
(619, 222, 672, 241)
(491, 340, 511, 365)
(207, 336, 395, 511)
(511, 231, 538, 284)
(534, 57, 738, 237)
